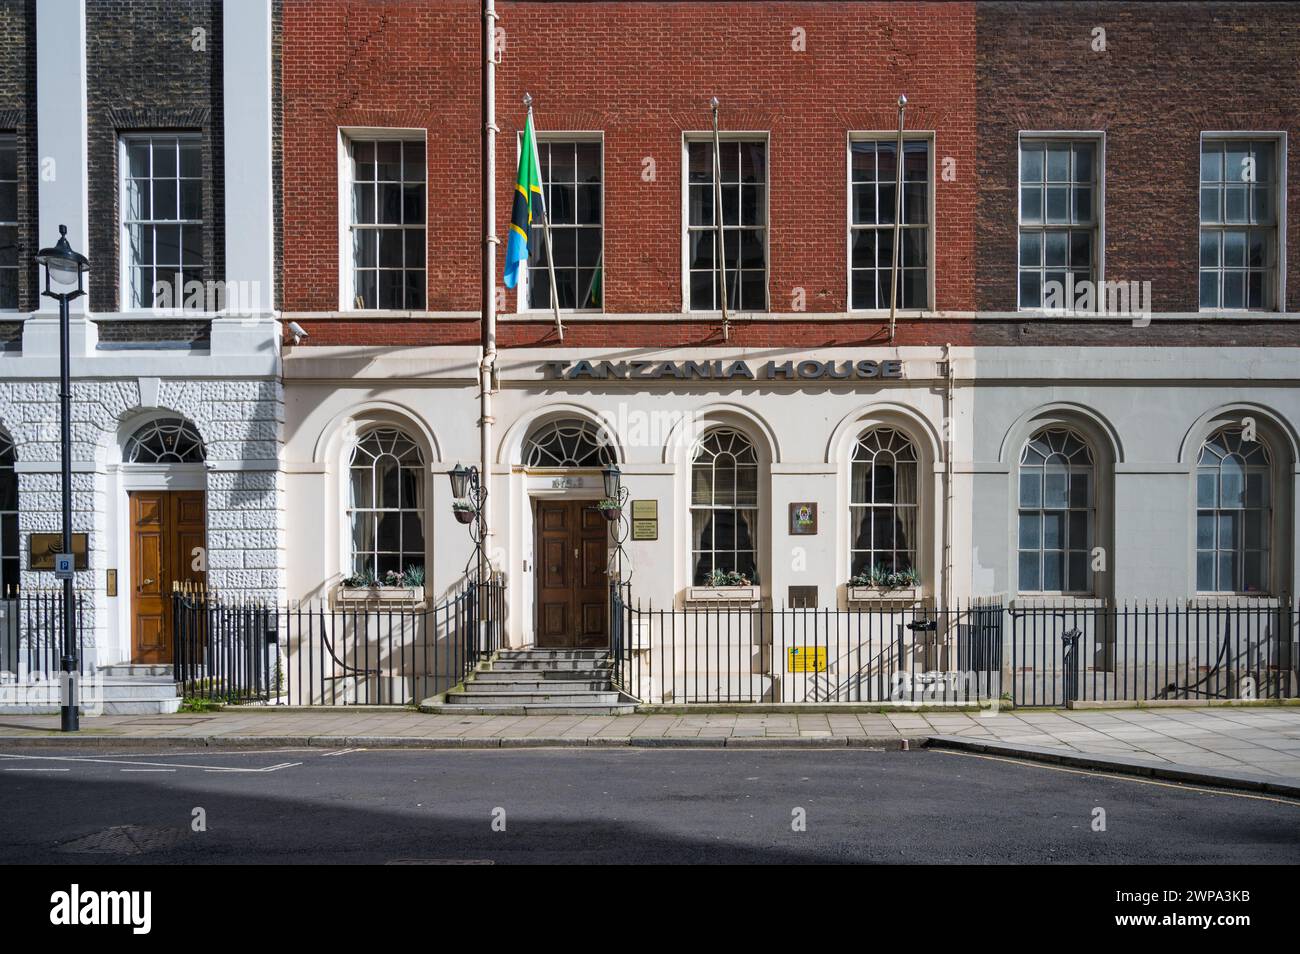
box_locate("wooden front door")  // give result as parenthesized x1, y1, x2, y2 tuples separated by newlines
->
(535, 499, 609, 648)
(129, 490, 206, 664)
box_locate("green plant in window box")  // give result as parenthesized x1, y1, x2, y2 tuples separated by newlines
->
(849, 564, 920, 589)
(339, 564, 425, 601)
(704, 569, 753, 588)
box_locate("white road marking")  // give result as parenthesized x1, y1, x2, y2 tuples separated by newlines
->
(321, 748, 365, 757)
(0, 753, 301, 774)
(4, 767, 70, 772)
(120, 768, 176, 773)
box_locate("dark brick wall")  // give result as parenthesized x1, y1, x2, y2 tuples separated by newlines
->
(94, 319, 210, 347)
(272, 0, 283, 312)
(0, 1, 37, 314)
(282, 0, 978, 348)
(976, 0, 1300, 339)
(86, 0, 224, 313)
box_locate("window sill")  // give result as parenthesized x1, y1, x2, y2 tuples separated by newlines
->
(1185, 595, 1281, 609)
(686, 585, 761, 605)
(1010, 595, 1107, 609)
(847, 585, 922, 606)
(336, 585, 425, 606)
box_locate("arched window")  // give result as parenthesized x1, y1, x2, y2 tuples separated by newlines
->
(523, 418, 616, 468)
(1196, 427, 1271, 593)
(124, 418, 206, 464)
(691, 428, 758, 585)
(1018, 428, 1093, 593)
(0, 430, 16, 594)
(850, 428, 918, 578)
(348, 428, 425, 579)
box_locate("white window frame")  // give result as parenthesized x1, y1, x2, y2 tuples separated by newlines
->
(1016, 131, 1105, 312)
(680, 130, 770, 314)
(689, 427, 761, 585)
(0, 133, 17, 312)
(1015, 427, 1097, 597)
(118, 132, 204, 312)
(344, 426, 428, 580)
(337, 127, 428, 313)
(1198, 131, 1287, 314)
(846, 130, 936, 314)
(1193, 426, 1274, 596)
(848, 427, 921, 579)
(517, 131, 604, 315)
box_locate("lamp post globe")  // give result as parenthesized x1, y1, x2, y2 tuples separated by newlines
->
(448, 463, 471, 500)
(602, 465, 622, 500)
(35, 224, 90, 292)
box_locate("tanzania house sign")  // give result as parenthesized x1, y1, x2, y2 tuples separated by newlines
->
(539, 358, 904, 381)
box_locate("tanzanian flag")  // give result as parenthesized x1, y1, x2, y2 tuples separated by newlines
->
(504, 113, 544, 289)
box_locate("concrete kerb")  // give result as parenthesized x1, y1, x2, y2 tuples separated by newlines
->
(0, 733, 927, 751)
(926, 735, 1300, 798)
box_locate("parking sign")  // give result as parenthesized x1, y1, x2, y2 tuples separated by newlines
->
(53, 553, 75, 581)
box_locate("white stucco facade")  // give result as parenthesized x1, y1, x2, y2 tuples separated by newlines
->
(281, 341, 1299, 648)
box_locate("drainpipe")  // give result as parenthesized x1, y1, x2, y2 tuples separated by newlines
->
(887, 94, 907, 343)
(480, 0, 498, 596)
(943, 342, 954, 611)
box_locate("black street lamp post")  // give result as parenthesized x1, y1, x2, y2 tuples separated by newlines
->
(601, 465, 631, 581)
(35, 224, 90, 733)
(446, 464, 487, 583)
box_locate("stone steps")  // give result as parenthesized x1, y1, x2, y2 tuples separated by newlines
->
(0, 668, 182, 715)
(422, 647, 636, 715)
(490, 658, 614, 672)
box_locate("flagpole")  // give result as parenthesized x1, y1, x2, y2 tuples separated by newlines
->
(479, 0, 497, 592)
(710, 96, 730, 342)
(524, 93, 564, 342)
(888, 93, 907, 343)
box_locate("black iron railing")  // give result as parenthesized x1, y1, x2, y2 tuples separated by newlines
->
(610, 587, 1299, 707)
(0, 590, 88, 680)
(173, 577, 506, 706)
(609, 584, 1003, 705)
(1009, 600, 1299, 706)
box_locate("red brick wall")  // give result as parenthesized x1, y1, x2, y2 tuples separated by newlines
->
(976, 1, 1300, 346)
(282, 0, 978, 348)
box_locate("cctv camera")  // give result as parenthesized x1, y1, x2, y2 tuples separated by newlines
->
(287, 321, 309, 343)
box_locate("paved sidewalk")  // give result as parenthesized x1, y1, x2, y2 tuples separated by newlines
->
(1, 705, 1299, 780)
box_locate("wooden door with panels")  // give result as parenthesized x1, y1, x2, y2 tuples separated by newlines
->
(534, 499, 609, 648)
(129, 490, 206, 664)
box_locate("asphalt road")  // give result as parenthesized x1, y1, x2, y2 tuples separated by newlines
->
(2, 746, 1297, 864)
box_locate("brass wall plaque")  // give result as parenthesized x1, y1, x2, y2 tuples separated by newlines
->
(106, 569, 118, 597)
(630, 500, 658, 541)
(29, 533, 89, 570)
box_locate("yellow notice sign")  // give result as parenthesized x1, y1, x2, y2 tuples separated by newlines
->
(787, 646, 827, 673)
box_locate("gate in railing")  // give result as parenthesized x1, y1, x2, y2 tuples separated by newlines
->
(610, 585, 1004, 705)
(173, 578, 506, 705)
(1009, 600, 1298, 706)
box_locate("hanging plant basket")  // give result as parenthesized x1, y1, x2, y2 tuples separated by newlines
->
(453, 508, 475, 525)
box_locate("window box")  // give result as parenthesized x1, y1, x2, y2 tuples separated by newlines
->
(337, 585, 425, 605)
(687, 585, 762, 604)
(848, 585, 921, 605)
